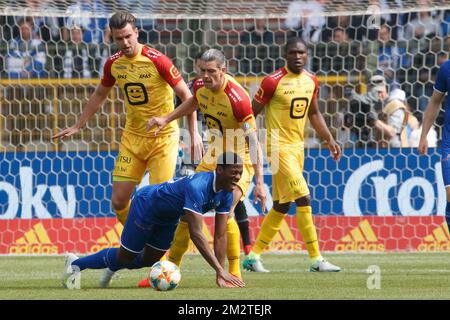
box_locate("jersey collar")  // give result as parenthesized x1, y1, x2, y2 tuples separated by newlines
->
(285, 66, 303, 76)
(126, 43, 143, 60)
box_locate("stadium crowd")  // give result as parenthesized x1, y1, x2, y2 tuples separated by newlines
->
(1, 0, 449, 148)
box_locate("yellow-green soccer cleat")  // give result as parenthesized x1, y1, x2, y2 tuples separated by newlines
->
(242, 256, 270, 272)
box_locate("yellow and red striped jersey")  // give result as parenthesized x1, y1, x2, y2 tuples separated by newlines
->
(254, 67, 318, 151)
(193, 74, 256, 155)
(101, 44, 182, 136)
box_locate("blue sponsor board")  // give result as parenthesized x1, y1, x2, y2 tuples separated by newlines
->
(0, 149, 444, 218)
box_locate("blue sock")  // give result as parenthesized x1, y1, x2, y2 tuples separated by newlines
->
(72, 248, 121, 271)
(446, 202, 450, 232)
(72, 248, 149, 272)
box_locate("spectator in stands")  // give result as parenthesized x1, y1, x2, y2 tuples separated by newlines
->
(332, 28, 349, 44)
(440, 10, 450, 36)
(58, 26, 96, 79)
(63, 0, 109, 45)
(377, 24, 410, 83)
(412, 68, 435, 112)
(345, 75, 388, 147)
(381, 87, 438, 148)
(117, 0, 159, 43)
(26, 0, 63, 42)
(285, 0, 327, 43)
(377, 88, 412, 147)
(240, 15, 274, 46)
(239, 11, 275, 74)
(6, 17, 47, 79)
(402, 6, 441, 41)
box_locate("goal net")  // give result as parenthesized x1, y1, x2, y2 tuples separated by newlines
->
(1, 0, 450, 255)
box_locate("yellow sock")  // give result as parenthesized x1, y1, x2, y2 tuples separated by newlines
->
(296, 206, 321, 261)
(168, 220, 191, 267)
(252, 208, 286, 255)
(227, 218, 241, 278)
(114, 201, 131, 226)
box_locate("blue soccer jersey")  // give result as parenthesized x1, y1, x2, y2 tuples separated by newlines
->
(434, 59, 450, 148)
(120, 171, 233, 252)
(132, 171, 233, 226)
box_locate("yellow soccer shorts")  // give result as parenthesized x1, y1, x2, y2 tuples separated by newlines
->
(196, 152, 254, 200)
(269, 148, 310, 204)
(113, 130, 178, 184)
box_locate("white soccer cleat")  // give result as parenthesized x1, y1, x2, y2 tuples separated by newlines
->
(99, 268, 116, 288)
(62, 253, 80, 289)
(310, 258, 341, 272)
(243, 257, 270, 273)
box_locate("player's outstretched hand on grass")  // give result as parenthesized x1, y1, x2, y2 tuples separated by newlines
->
(147, 116, 169, 135)
(52, 125, 80, 140)
(217, 271, 245, 288)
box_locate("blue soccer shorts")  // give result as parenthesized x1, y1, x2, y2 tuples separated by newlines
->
(120, 195, 178, 253)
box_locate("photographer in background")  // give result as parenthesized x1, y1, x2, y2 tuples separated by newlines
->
(345, 75, 390, 147)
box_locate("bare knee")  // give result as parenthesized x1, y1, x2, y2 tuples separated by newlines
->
(111, 193, 129, 211)
(295, 195, 311, 207)
(117, 247, 137, 267)
(273, 201, 291, 213)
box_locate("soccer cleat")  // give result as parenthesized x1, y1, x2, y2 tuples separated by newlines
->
(310, 259, 341, 272)
(99, 268, 116, 288)
(137, 277, 152, 288)
(62, 253, 79, 289)
(242, 257, 270, 273)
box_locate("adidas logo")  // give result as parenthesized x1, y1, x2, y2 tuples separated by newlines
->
(335, 219, 385, 252)
(9, 222, 58, 254)
(417, 222, 450, 252)
(268, 219, 302, 252)
(89, 223, 124, 253)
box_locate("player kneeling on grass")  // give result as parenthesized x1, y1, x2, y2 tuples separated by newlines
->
(62, 152, 245, 289)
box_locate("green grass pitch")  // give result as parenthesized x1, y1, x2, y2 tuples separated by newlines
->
(1, 253, 449, 300)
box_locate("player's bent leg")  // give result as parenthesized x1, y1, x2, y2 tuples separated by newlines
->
(137, 219, 193, 288)
(137, 222, 178, 288)
(227, 218, 242, 278)
(295, 197, 341, 272)
(112, 179, 138, 225)
(227, 187, 245, 278)
(243, 202, 290, 273)
(136, 245, 169, 288)
(167, 219, 191, 267)
(235, 200, 252, 255)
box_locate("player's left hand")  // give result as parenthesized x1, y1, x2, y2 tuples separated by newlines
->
(217, 271, 245, 288)
(146, 116, 169, 135)
(253, 183, 267, 214)
(191, 131, 204, 163)
(327, 140, 342, 161)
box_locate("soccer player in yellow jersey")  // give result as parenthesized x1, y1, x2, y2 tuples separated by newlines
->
(146, 49, 267, 281)
(53, 12, 202, 285)
(243, 37, 342, 272)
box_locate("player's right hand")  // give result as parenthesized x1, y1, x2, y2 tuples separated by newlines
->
(418, 137, 428, 155)
(52, 126, 80, 140)
(216, 271, 245, 288)
(147, 116, 169, 135)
